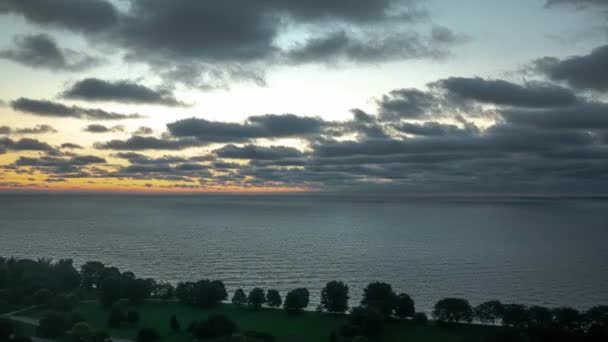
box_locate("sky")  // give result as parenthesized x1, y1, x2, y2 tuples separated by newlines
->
(0, 0, 607, 194)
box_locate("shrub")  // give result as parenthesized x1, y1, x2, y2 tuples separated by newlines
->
(170, 314, 180, 332)
(37, 312, 69, 339)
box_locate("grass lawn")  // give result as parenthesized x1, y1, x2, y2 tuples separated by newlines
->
(24, 301, 497, 342)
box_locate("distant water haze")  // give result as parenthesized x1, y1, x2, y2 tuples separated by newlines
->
(1, 193, 607, 313)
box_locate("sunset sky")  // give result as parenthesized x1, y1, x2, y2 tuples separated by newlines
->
(1, 0, 607, 193)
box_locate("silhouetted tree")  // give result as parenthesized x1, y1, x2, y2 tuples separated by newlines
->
(99, 276, 122, 307)
(37, 312, 69, 339)
(151, 281, 174, 300)
(394, 293, 415, 320)
(125, 278, 152, 304)
(501, 304, 529, 328)
(137, 328, 160, 342)
(552, 307, 584, 333)
(527, 305, 553, 329)
(248, 287, 266, 310)
(170, 314, 180, 333)
(586, 305, 608, 328)
(474, 300, 504, 325)
(80, 261, 105, 290)
(33, 288, 53, 306)
(321, 281, 349, 314)
(284, 288, 310, 314)
(266, 289, 282, 308)
(432, 298, 474, 324)
(232, 289, 247, 307)
(361, 282, 397, 318)
(176, 280, 227, 308)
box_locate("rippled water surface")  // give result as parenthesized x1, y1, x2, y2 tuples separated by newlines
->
(1, 193, 607, 312)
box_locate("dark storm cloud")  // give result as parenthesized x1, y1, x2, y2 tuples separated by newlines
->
(534, 45, 608, 91)
(0, 137, 55, 152)
(377, 88, 437, 120)
(0, 0, 119, 32)
(502, 102, 608, 130)
(94, 136, 198, 151)
(285, 28, 457, 64)
(0, 125, 57, 135)
(112, 152, 188, 165)
(434, 77, 579, 107)
(60, 143, 83, 149)
(62, 78, 185, 106)
(394, 121, 477, 136)
(214, 144, 304, 160)
(168, 114, 326, 143)
(13, 154, 106, 175)
(0, 34, 99, 71)
(83, 124, 124, 133)
(11, 98, 144, 120)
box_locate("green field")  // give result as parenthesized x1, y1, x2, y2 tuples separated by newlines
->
(21, 301, 497, 342)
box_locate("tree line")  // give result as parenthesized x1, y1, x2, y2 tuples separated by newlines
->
(1, 257, 607, 342)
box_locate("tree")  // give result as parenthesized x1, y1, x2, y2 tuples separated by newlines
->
(394, 293, 415, 320)
(151, 282, 175, 300)
(170, 314, 180, 333)
(99, 276, 122, 307)
(586, 305, 608, 328)
(137, 328, 160, 342)
(266, 289, 282, 308)
(361, 282, 397, 318)
(321, 281, 349, 314)
(50, 293, 78, 312)
(71, 322, 93, 342)
(248, 288, 266, 310)
(37, 312, 69, 339)
(284, 288, 310, 314)
(413, 312, 428, 325)
(178, 280, 228, 308)
(474, 300, 504, 325)
(232, 289, 248, 307)
(125, 278, 152, 304)
(80, 261, 105, 290)
(432, 298, 474, 324)
(501, 304, 529, 328)
(527, 305, 553, 328)
(552, 307, 583, 333)
(33, 288, 53, 306)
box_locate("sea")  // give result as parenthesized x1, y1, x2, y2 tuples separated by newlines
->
(1, 193, 607, 313)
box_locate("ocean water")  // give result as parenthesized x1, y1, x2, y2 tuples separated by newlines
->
(1, 193, 607, 313)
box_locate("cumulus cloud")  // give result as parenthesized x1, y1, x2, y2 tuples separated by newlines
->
(533, 45, 608, 91)
(0, 137, 55, 153)
(0, 124, 57, 135)
(214, 144, 304, 160)
(94, 136, 198, 151)
(62, 78, 185, 106)
(0, 34, 100, 71)
(377, 88, 438, 120)
(83, 124, 124, 133)
(10, 98, 144, 120)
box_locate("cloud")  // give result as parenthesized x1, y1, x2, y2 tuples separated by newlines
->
(502, 102, 608, 130)
(213, 144, 304, 160)
(83, 124, 124, 133)
(0, 124, 58, 135)
(433, 77, 579, 107)
(377, 88, 437, 120)
(94, 136, 198, 151)
(62, 78, 185, 106)
(0, 34, 99, 71)
(0, 0, 119, 32)
(533, 44, 608, 91)
(545, 0, 608, 8)
(0, 137, 55, 152)
(168, 114, 326, 143)
(13, 154, 106, 175)
(60, 143, 83, 149)
(133, 126, 154, 135)
(394, 121, 478, 136)
(10, 98, 144, 120)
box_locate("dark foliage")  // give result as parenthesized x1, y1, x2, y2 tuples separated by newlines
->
(127, 309, 140, 324)
(432, 298, 474, 324)
(107, 305, 126, 328)
(248, 287, 266, 310)
(501, 304, 529, 328)
(191, 314, 238, 339)
(360, 282, 397, 318)
(232, 288, 248, 307)
(0, 318, 14, 340)
(321, 281, 349, 314)
(176, 280, 227, 308)
(137, 327, 160, 342)
(475, 300, 504, 325)
(348, 306, 384, 337)
(244, 330, 276, 342)
(394, 293, 415, 319)
(170, 314, 180, 332)
(37, 312, 69, 339)
(283, 288, 310, 314)
(266, 289, 282, 308)
(413, 312, 428, 325)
